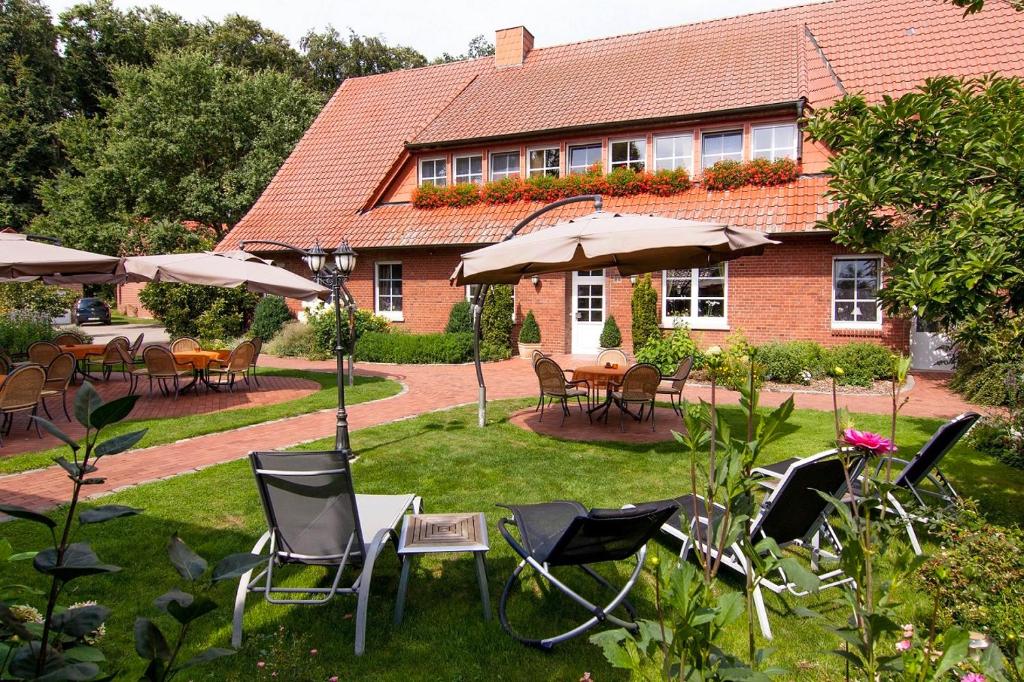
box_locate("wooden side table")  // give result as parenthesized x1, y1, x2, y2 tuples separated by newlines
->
(393, 512, 490, 624)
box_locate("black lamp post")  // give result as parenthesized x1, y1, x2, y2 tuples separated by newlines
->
(241, 238, 358, 458)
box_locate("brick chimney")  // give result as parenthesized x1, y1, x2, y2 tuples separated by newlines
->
(494, 26, 534, 68)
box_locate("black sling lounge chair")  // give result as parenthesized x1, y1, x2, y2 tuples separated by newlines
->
(232, 451, 421, 656)
(660, 450, 863, 639)
(752, 412, 980, 555)
(496, 499, 679, 650)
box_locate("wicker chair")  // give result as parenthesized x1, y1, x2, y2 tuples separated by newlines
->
(170, 337, 201, 353)
(657, 356, 694, 417)
(596, 349, 627, 368)
(534, 356, 590, 426)
(53, 332, 84, 346)
(27, 341, 61, 366)
(530, 349, 547, 366)
(84, 337, 131, 381)
(127, 333, 145, 365)
(606, 363, 662, 432)
(41, 353, 75, 421)
(247, 337, 263, 387)
(0, 350, 10, 375)
(135, 346, 195, 399)
(0, 364, 46, 445)
(208, 341, 256, 392)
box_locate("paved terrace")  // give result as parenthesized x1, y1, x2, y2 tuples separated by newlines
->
(0, 355, 982, 513)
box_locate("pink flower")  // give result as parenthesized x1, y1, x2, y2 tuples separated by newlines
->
(329, 678, 339, 682)
(961, 674, 986, 682)
(310, 649, 318, 656)
(257, 661, 266, 669)
(843, 428, 897, 455)
(895, 639, 912, 652)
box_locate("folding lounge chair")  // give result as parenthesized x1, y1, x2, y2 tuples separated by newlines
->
(496, 499, 679, 650)
(232, 450, 421, 655)
(752, 412, 980, 555)
(660, 450, 862, 639)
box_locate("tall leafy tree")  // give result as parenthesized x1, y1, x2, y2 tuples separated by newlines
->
(432, 34, 495, 64)
(193, 14, 306, 80)
(300, 26, 426, 94)
(805, 75, 1024, 356)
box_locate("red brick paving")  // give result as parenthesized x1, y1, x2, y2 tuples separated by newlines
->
(0, 356, 986, 514)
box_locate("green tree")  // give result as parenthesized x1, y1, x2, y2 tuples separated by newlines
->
(630, 273, 659, 353)
(481, 284, 514, 360)
(600, 315, 622, 349)
(192, 14, 306, 80)
(299, 26, 426, 94)
(432, 34, 495, 64)
(140, 282, 258, 338)
(805, 75, 1024, 358)
(518, 310, 540, 344)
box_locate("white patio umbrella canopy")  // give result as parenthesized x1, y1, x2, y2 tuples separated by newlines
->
(451, 211, 779, 286)
(123, 251, 328, 301)
(0, 233, 124, 283)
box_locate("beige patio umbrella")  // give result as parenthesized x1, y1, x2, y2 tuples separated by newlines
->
(0, 233, 124, 282)
(123, 251, 328, 301)
(451, 211, 778, 286)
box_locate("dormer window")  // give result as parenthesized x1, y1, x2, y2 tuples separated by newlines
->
(490, 151, 521, 181)
(528, 147, 560, 177)
(568, 143, 602, 174)
(610, 139, 646, 172)
(454, 154, 483, 184)
(419, 157, 447, 186)
(701, 130, 743, 168)
(752, 123, 798, 161)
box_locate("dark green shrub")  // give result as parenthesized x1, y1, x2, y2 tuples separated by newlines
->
(445, 300, 474, 334)
(721, 330, 762, 391)
(518, 310, 540, 344)
(264, 321, 319, 358)
(0, 313, 55, 355)
(0, 281, 77, 318)
(631, 274, 659, 353)
(823, 342, 896, 387)
(481, 284, 514, 360)
(600, 315, 622, 349)
(307, 306, 390, 357)
(756, 340, 827, 384)
(249, 295, 293, 341)
(635, 326, 699, 375)
(195, 298, 244, 342)
(355, 331, 474, 364)
(140, 282, 258, 338)
(950, 358, 1023, 406)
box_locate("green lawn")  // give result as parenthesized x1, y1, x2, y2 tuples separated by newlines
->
(109, 313, 158, 325)
(0, 369, 401, 475)
(3, 400, 1021, 680)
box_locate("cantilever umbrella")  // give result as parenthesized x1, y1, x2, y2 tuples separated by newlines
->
(123, 251, 328, 301)
(450, 209, 781, 426)
(0, 233, 124, 283)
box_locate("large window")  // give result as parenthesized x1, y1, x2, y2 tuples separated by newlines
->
(662, 264, 727, 328)
(489, 151, 520, 181)
(701, 130, 743, 168)
(568, 143, 602, 174)
(833, 257, 881, 327)
(610, 139, 646, 172)
(752, 123, 797, 161)
(454, 155, 483, 184)
(419, 158, 446, 186)
(654, 133, 694, 172)
(375, 262, 403, 321)
(527, 147, 560, 177)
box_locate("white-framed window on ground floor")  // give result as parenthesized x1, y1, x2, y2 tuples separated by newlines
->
(375, 261, 403, 321)
(466, 284, 516, 322)
(662, 264, 728, 329)
(832, 256, 882, 328)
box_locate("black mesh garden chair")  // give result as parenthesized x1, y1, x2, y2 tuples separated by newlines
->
(232, 450, 421, 656)
(496, 499, 679, 649)
(661, 450, 862, 639)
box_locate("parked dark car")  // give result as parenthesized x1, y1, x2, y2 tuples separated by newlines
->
(72, 297, 111, 325)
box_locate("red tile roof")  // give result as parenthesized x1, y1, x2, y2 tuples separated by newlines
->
(219, 0, 1024, 252)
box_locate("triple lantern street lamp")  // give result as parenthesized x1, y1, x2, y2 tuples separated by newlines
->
(241, 238, 357, 459)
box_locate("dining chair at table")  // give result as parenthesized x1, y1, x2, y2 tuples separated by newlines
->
(534, 356, 590, 425)
(27, 341, 61, 366)
(134, 346, 195, 399)
(170, 337, 201, 353)
(606, 363, 661, 432)
(247, 337, 263, 387)
(127, 333, 145, 365)
(53, 332, 84, 346)
(0, 350, 10, 375)
(84, 337, 130, 381)
(596, 349, 627, 367)
(207, 341, 256, 392)
(657, 355, 694, 417)
(0, 364, 46, 445)
(41, 352, 75, 421)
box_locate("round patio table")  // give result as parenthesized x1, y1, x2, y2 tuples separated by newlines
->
(573, 364, 629, 417)
(172, 350, 229, 371)
(59, 344, 107, 360)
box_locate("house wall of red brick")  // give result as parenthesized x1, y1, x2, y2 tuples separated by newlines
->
(115, 282, 154, 318)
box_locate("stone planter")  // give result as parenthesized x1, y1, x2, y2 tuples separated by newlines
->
(518, 342, 542, 358)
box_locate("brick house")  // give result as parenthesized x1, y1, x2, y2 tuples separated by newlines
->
(218, 0, 1024, 369)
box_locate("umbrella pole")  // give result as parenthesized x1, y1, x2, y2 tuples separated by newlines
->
(473, 284, 490, 427)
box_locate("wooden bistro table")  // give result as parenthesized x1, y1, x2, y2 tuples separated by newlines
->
(59, 344, 109, 382)
(171, 350, 230, 391)
(572, 364, 629, 418)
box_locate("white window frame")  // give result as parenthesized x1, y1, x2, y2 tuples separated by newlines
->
(831, 255, 883, 330)
(418, 157, 447, 187)
(453, 154, 483, 184)
(609, 137, 647, 172)
(489, 150, 521, 181)
(653, 132, 694, 173)
(567, 142, 603, 174)
(661, 264, 729, 330)
(374, 261, 404, 322)
(466, 284, 516, 322)
(527, 146, 560, 177)
(700, 129, 744, 169)
(751, 123, 798, 161)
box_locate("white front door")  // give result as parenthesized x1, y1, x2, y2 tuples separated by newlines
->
(572, 269, 605, 355)
(910, 317, 953, 371)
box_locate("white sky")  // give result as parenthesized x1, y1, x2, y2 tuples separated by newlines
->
(41, 0, 827, 60)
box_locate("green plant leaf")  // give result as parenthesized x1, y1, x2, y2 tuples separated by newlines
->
(33, 543, 121, 582)
(94, 429, 147, 457)
(73, 382, 102, 429)
(79, 505, 143, 524)
(0, 503, 56, 528)
(35, 662, 102, 681)
(52, 605, 110, 638)
(34, 417, 80, 452)
(167, 595, 217, 625)
(53, 457, 96, 480)
(154, 588, 194, 612)
(212, 553, 264, 582)
(62, 645, 106, 663)
(10, 641, 64, 677)
(134, 617, 171, 661)
(178, 647, 235, 670)
(0, 537, 11, 561)
(167, 534, 207, 581)
(88, 394, 139, 430)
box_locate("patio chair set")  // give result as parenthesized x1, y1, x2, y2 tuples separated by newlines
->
(0, 344, 79, 446)
(532, 350, 694, 431)
(229, 411, 977, 654)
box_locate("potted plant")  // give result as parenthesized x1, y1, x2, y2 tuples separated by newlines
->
(599, 315, 623, 351)
(517, 310, 542, 358)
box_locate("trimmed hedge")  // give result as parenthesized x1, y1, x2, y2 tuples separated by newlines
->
(518, 310, 540, 344)
(824, 342, 896, 387)
(445, 301, 473, 334)
(631, 274, 659, 354)
(355, 331, 474, 364)
(600, 315, 622, 349)
(249, 295, 293, 341)
(757, 340, 827, 385)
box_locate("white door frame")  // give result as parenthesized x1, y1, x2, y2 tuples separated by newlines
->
(910, 316, 953, 371)
(571, 269, 606, 355)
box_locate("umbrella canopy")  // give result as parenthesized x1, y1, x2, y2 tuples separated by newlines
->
(451, 211, 780, 286)
(123, 251, 328, 301)
(0, 233, 123, 282)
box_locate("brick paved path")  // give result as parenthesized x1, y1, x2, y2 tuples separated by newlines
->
(0, 356, 984, 513)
